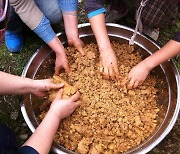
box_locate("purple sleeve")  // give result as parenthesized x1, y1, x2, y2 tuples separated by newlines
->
(85, 0, 105, 15)
(172, 32, 180, 42)
(18, 146, 39, 154)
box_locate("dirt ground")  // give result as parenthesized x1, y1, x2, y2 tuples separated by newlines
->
(0, 1, 180, 153)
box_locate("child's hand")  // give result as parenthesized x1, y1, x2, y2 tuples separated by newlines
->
(32, 79, 64, 96)
(55, 52, 70, 75)
(126, 61, 151, 89)
(68, 38, 85, 56)
(49, 89, 80, 120)
(99, 49, 119, 80)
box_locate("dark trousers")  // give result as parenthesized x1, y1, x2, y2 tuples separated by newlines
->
(0, 124, 18, 154)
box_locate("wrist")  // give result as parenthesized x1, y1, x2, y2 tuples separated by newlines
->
(22, 78, 36, 94)
(47, 109, 62, 123)
(98, 39, 112, 52)
(67, 36, 78, 44)
(66, 30, 79, 41)
(48, 36, 65, 55)
(99, 45, 113, 54)
(28, 80, 39, 94)
(142, 58, 155, 71)
(49, 107, 63, 122)
(63, 11, 77, 16)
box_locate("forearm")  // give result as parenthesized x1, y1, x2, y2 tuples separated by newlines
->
(22, 111, 61, 154)
(0, 71, 34, 95)
(86, 0, 107, 51)
(47, 36, 65, 55)
(22, 90, 80, 153)
(59, 0, 79, 41)
(143, 40, 180, 70)
(89, 14, 112, 51)
(63, 12, 79, 40)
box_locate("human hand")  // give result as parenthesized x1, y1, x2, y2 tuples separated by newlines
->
(49, 89, 80, 120)
(125, 61, 151, 89)
(31, 79, 64, 97)
(63, 12, 85, 56)
(55, 51, 70, 75)
(68, 37, 85, 56)
(99, 48, 119, 80)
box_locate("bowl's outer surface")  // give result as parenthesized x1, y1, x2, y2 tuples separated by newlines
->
(21, 23, 180, 154)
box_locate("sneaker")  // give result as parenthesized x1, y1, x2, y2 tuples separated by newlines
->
(5, 31, 23, 53)
(143, 26, 159, 41)
(105, 1, 128, 23)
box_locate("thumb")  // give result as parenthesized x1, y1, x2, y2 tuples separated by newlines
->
(70, 91, 80, 102)
(74, 100, 81, 107)
(73, 100, 81, 109)
(127, 78, 134, 89)
(98, 62, 103, 73)
(54, 89, 64, 101)
(114, 66, 119, 80)
(49, 83, 64, 90)
(55, 66, 61, 75)
(121, 76, 129, 86)
(76, 44, 85, 56)
(63, 63, 70, 73)
(68, 40, 73, 46)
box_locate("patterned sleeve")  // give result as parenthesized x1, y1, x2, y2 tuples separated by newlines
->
(58, 0, 78, 12)
(172, 32, 180, 42)
(85, 0, 106, 18)
(33, 15, 56, 43)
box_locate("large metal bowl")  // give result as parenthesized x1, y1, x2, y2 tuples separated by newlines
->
(20, 23, 180, 154)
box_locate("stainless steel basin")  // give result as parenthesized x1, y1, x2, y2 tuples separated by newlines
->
(20, 23, 180, 154)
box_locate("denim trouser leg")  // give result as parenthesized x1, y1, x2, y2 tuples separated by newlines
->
(35, 0, 63, 24)
(7, 6, 23, 33)
(7, 0, 62, 33)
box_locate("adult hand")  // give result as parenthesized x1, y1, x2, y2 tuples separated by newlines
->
(126, 61, 151, 89)
(55, 52, 70, 75)
(68, 37, 85, 56)
(49, 89, 80, 120)
(99, 49, 119, 80)
(32, 79, 64, 97)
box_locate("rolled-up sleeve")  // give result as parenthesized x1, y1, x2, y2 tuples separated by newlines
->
(33, 15, 56, 43)
(85, 0, 106, 18)
(58, 0, 78, 12)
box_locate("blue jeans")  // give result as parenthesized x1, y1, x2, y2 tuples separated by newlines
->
(7, 0, 63, 32)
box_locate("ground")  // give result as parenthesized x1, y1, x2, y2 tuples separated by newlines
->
(0, 1, 180, 154)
